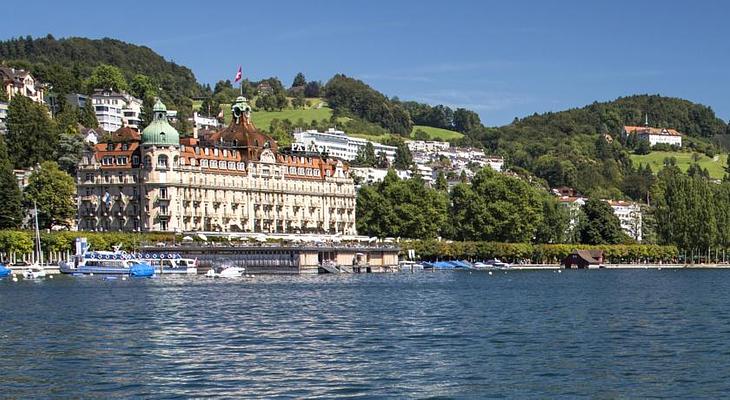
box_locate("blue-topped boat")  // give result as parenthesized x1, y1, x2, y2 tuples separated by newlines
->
(59, 246, 154, 276)
(0, 263, 11, 278)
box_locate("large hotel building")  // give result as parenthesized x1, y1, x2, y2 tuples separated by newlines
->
(76, 97, 357, 234)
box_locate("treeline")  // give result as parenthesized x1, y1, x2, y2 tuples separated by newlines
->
(398, 101, 482, 133)
(0, 230, 173, 257)
(472, 95, 730, 199)
(403, 240, 679, 264)
(324, 74, 412, 135)
(653, 161, 730, 255)
(358, 168, 575, 243)
(401, 240, 680, 264)
(0, 35, 205, 108)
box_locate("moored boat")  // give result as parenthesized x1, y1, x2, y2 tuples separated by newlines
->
(60, 248, 153, 276)
(0, 263, 11, 278)
(205, 266, 245, 278)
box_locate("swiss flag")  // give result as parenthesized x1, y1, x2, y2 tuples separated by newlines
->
(234, 66, 242, 83)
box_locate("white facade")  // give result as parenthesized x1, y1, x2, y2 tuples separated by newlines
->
(641, 132, 682, 147)
(608, 201, 643, 242)
(623, 125, 682, 148)
(192, 112, 220, 134)
(92, 90, 143, 132)
(293, 128, 397, 163)
(407, 140, 450, 152)
(557, 196, 643, 242)
(350, 167, 410, 185)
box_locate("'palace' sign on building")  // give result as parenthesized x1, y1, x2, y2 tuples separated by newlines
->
(76, 97, 357, 234)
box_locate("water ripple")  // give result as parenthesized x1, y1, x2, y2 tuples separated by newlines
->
(2, 270, 730, 398)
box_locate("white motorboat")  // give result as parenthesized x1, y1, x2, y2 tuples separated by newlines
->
(23, 265, 47, 279)
(206, 266, 245, 278)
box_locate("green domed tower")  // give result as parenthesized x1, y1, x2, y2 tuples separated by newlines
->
(141, 99, 179, 146)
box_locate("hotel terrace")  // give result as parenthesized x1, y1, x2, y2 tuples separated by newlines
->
(76, 97, 357, 234)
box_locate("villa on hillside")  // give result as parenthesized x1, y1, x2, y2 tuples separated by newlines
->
(0, 67, 46, 104)
(622, 125, 683, 147)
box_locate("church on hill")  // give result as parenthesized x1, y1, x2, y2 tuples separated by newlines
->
(76, 96, 357, 234)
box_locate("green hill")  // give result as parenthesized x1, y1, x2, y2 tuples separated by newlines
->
(487, 94, 730, 198)
(251, 106, 333, 131)
(0, 35, 205, 106)
(630, 151, 727, 180)
(411, 125, 463, 141)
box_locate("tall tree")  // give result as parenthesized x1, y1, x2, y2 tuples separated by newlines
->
(0, 137, 24, 228)
(6, 95, 58, 168)
(23, 161, 76, 230)
(578, 199, 625, 244)
(394, 140, 413, 170)
(292, 72, 306, 88)
(79, 99, 98, 128)
(450, 168, 544, 242)
(85, 64, 128, 93)
(129, 74, 156, 99)
(453, 108, 482, 133)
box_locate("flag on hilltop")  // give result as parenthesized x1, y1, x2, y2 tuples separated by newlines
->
(234, 66, 242, 83)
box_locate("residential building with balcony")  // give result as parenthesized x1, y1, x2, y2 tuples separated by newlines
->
(91, 89, 143, 132)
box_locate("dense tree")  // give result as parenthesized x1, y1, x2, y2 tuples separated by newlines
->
(303, 81, 322, 98)
(353, 142, 377, 167)
(79, 99, 98, 128)
(356, 169, 448, 239)
(292, 72, 306, 88)
(453, 108, 482, 133)
(55, 131, 86, 175)
(0, 36, 205, 109)
(450, 168, 544, 242)
(393, 140, 413, 170)
(23, 161, 76, 229)
(129, 74, 156, 99)
(324, 74, 412, 135)
(534, 196, 570, 244)
(85, 64, 128, 92)
(578, 199, 626, 245)
(291, 91, 306, 109)
(0, 137, 24, 229)
(434, 171, 448, 192)
(6, 95, 58, 168)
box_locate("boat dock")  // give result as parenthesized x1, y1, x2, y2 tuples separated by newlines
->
(140, 243, 400, 274)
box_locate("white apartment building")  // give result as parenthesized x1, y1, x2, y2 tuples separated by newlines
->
(92, 89, 143, 132)
(350, 167, 411, 185)
(557, 196, 643, 242)
(192, 111, 220, 132)
(407, 140, 450, 153)
(293, 128, 397, 163)
(607, 200, 643, 242)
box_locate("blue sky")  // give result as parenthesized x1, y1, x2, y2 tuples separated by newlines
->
(3, 0, 730, 126)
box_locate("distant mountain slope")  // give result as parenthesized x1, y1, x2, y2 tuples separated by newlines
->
(0, 35, 205, 103)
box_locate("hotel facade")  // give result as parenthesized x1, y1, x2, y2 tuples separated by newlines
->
(76, 97, 357, 235)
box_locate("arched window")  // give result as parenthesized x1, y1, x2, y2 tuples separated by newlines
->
(157, 155, 169, 169)
(144, 156, 152, 169)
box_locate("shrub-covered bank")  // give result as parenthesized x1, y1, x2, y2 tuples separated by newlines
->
(403, 240, 680, 264)
(0, 231, 173, 262)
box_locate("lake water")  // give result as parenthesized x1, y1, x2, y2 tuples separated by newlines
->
(2, 269, 730, 398)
